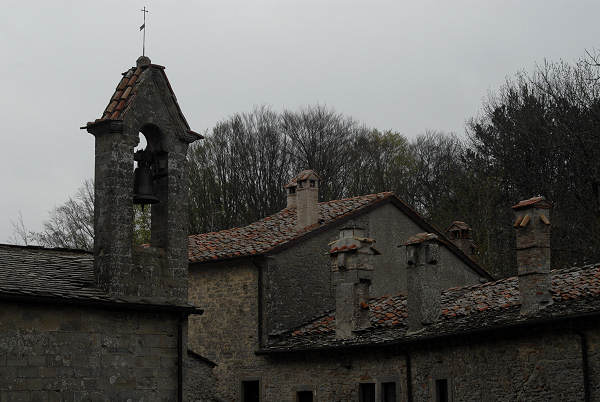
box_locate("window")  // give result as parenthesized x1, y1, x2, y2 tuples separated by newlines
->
(359, 383, 376, 402)
(381, 382, 396, 402)
(242, 380, 260, 402)
(297, 390, 313, 402)
(309, 179, 316, 187)
(435, 379, 448, 402)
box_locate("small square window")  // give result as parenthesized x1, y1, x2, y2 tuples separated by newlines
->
(435, 379, 448, 402)
(382, 382, 396, 402)
(297, 390, 313, 402)
(359, 383, 376, 402)
(242, 380, 260, 402)
(309, 180, 316, 187)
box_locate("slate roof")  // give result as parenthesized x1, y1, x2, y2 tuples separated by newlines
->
(0, 244, 198, 311)
(0, 244, 102, 300)
(188, 192, 492, 281)
(262, 264, 600, 352)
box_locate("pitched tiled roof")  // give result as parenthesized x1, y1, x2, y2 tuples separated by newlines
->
(291, 294, 407, 337)
(99, 65, 143, 121)
(85, 59, 201, 139)
(264, 264, 600, 351)
(188, 192, 493, 279)
(188, 192, 395, 263)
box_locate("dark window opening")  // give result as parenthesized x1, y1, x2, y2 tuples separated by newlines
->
(309, 179, 316, 187)
(297, 390, 313, 402)
(382, 382, 396, 402)
(435, 379, 448, 402)
(359, 383, 376, 402)
(289, 187, 296, 194)
(242, 380, 260, 402)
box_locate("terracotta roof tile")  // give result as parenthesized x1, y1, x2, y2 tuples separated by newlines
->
(271, 264, 600, 350)
(446, 221, 470, 231)
(86, 61, 199, 139)
(188, 192, 394, 263)
(512, 196, 552, 210)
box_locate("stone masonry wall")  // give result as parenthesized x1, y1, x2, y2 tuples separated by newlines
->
(411, 327, 586, 401)
(260, 349, 407, 401)
(266, 203, 485, 335)
(585, 327, 600, 401)
(188, 259, 263, 401)
(258, 325, 594, 401)
(0, 301, 180, 401)
(184, 356, 216, 402)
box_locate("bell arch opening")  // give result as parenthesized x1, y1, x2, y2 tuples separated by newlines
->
(133, 124, 169, 248)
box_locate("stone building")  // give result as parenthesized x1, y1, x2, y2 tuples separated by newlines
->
(4, 55, 600, 402)
(186, 171, 492, 401)
(187, 176, 600, 400)
(0, 56, 203, 401)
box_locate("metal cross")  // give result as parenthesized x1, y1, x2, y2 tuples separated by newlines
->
(140, 6, 149, 56)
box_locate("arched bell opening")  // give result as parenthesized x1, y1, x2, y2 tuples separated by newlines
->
(133, 124, 169, 248)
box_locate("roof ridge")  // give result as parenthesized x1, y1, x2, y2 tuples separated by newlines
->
(0, 243, 92, 254)
(189, 191, 394, 239)
(318, 191, 393, 205)
(188, 192, 397, 263)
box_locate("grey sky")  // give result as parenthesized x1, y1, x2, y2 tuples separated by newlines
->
(1, 0, 599, 242)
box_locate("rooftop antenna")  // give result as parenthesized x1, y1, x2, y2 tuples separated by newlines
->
(140, 6, 149, 56)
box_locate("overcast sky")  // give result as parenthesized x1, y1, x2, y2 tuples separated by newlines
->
(1, 0, 599, 242)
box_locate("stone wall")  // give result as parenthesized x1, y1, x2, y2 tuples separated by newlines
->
(411, 328, 586, 401)
(188, 259, 263, 401)
(264, 202, 485, 335)
(260, 349, 407, 401)
(257, 325, 595, 401)
(0, 301, 180, 401)
(184, 355, 216, 402)
(187, 202, 492, 400)
(585, 327, 600, 401)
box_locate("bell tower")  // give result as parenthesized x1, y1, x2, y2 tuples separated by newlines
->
(84, 56, 202, 303)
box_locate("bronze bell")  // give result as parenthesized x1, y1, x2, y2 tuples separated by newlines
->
(133, 161, 159, 206)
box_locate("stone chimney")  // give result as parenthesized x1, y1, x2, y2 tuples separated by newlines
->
(512, 196, 553, 315)
(284, 180, 297, 209)
(329, 227, 380, 339)
(293, 170, 320, 231)
(446, 221, 476, 258)
(404, 233, 442, 332)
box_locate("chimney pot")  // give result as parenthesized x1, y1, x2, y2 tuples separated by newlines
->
(445, 221, 476, 258)
(289, 170, 320, 231)
(512, 196, 553, 314)
(284, 180, 297, 209)
(404, 233, 442, 332)
(330, 227, 379, 339)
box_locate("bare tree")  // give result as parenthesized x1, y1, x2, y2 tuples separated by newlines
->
(8, 211, 35, 246)
(30, 179, 95, 250)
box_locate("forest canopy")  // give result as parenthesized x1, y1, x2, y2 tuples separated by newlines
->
(15, 51, 600, 279)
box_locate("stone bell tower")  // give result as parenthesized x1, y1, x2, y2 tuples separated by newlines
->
(84, 56, 202, 303)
